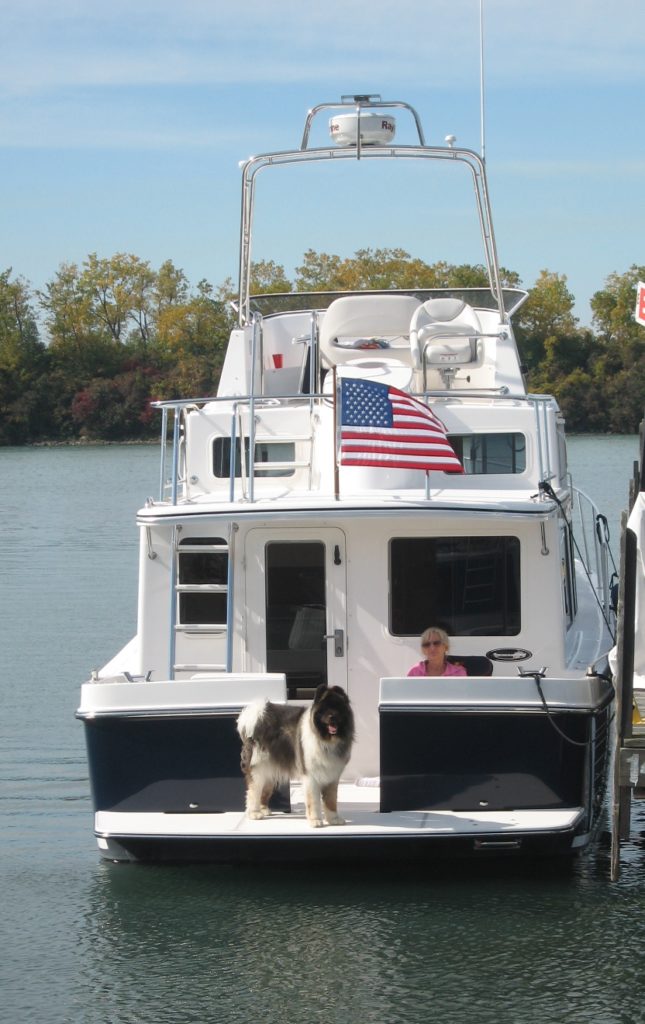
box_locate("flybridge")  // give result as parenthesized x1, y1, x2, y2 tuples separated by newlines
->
(237, 94, 505, 326)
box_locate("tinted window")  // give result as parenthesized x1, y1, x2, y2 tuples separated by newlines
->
(178, 537, 228, 626)
(390, 536, 521, 636)
(449, 433, 526, 475)
(213, 438, 295, 478)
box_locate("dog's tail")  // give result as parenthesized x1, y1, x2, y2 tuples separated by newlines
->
(237, 699, 268, 740)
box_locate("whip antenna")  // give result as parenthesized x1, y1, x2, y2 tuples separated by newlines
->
(479, 0, 486, 160)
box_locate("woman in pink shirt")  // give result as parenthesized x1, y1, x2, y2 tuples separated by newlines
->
(407, 626, 467, 677)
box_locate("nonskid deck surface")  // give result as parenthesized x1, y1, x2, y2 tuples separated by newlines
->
(96, 782, 584, 839)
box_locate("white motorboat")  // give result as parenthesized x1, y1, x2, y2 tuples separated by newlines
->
(77, 96, 616, 862)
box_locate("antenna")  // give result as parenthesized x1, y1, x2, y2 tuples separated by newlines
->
(479, 0, 486, 161)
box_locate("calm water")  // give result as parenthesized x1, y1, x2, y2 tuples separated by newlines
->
(1, 437, 644, 1024)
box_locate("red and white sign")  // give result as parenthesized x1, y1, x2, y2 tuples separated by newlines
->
(636, 281, 645, 327)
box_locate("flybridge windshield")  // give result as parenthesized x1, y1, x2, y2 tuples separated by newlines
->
(249, 288, 528, 318)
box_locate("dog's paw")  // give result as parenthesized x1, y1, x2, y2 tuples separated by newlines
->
(326, 814, 346, 826)
(308, 817, 325, 828)
(248, 808, 269, 820)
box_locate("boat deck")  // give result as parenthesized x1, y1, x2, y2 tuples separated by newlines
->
(95, 783, 585, 861)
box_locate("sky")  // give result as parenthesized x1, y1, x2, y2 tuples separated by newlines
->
(1, 0, 645, 326)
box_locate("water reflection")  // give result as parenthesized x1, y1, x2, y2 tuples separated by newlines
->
(3, 441, 644, 1024)
(70, 840, 645, 1024)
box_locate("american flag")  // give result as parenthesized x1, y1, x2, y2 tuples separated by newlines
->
(339, 378, 463, 472)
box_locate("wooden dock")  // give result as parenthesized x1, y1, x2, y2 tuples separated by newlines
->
(610, 416, 645, 880)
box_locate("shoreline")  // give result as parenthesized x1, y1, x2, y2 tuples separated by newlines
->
(24, 438, 158, 448)
(15, 431, 638, 449)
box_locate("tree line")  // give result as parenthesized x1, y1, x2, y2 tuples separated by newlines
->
(1, 249, 644, 444)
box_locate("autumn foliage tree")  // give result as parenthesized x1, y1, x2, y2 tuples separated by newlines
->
(37, 254, 231, 438)
(0, 251, 642, 443)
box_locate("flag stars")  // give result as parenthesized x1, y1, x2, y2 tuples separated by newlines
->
(341, 379, 393, 427)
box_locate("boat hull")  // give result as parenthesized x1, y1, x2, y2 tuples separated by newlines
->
(79, 674, 613, 863)
(93, 820, 589, 865)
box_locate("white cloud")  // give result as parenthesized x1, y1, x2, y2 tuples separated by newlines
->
(494, 159, 645, 178)
(2, 0, 644, 95)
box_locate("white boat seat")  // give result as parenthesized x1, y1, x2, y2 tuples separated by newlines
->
(321, 359, 413, 392)
(409, 298, 482, 370)
(319, 294, 421, 367)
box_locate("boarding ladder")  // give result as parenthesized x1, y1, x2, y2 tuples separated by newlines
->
(171, 531, 229, 677)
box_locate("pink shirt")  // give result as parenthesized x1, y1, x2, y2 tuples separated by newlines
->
(407, 660, 467, 677)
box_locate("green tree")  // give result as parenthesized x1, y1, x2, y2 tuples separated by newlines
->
(514, 270, 579, 370)
(590, 265, 645, 347)
(154, 259, 190, 312)
(293, 248, 521, 293)
(0, 270, 48, 443)
(2, 251, 640, 444)
(0, 269, 42, 368)
(294, 250, 346, 290)
(588, 267, 645, 432)
(250, 260, 291, 294)
(40, 261, 125, 380)
(294, 247, 436, 290)
(40, 255, 227, 438)
(155, 280, 233, 397)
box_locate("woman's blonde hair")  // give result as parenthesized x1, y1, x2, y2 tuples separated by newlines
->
(420, 626, 450, 649)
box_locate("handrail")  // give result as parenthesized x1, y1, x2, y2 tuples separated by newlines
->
(571, 486, 614, 616)
(228, 406, 238, 502)
(159, 406, 168, 501)
(237, 143, 505, 328)
(152, 390, 559, 506)
(530, 395, 554, 483)
(151, 389, 546, 414)
(225, 523, 237, 671)
(247, 313, 262, 503)
(168, 524, 179, 678)
(300, 96, 427, 150)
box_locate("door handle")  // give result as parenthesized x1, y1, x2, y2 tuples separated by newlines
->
(323, 629, 344, 657)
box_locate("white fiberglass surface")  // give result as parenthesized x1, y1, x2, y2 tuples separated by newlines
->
(96, 793, 584, 839)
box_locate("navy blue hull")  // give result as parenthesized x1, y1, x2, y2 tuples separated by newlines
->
(380, 710, 594, 813)
(81, 695, 612, 864)
(82, 714, 290, 814)
(97, 827, 587, 864)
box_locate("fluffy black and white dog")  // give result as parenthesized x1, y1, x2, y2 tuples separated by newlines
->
(237, 684, 355, 828)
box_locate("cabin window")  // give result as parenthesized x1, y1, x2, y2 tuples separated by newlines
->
(213, 438, 295, 478)
(177, 537, 228, 626)
(389, 536, 521, 636)
(448, 433, 526, 475)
